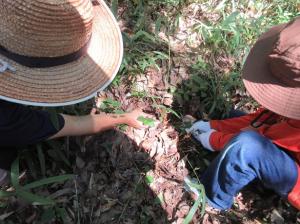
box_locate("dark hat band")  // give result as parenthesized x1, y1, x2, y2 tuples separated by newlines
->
(0, 37, 91, 68)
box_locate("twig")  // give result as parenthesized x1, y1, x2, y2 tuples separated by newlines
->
(186, 158, 201, 184)
(74, 178, 81, 224)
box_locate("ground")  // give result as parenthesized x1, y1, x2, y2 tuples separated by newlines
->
(1, 0, 300, 223)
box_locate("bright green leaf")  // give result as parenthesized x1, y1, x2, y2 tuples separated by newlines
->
(0, 190, 15, 198)
(183, 195, 203, 224)
(23, 174, 74, 190)
(145, 175, 154, 185)
(138, 116, 155, 127)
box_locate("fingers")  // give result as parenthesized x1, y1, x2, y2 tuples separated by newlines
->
(183, 115, 197, 124)
(135, 123, 149, 130)
(187, 120, 211, 134)
(192, 130, 216, 151)
(90, 108, 97, 115)
(127, 109, 159, 129)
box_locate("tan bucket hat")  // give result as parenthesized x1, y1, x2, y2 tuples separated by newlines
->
(243, 17, 300, 120)
(0, 0, 123, 106)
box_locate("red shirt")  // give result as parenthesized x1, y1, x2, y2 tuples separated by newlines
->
(209, 109, 300, 210)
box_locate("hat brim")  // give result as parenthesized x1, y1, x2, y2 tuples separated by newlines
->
(242, 23, 300, 120)
(0, 1, 123, 107)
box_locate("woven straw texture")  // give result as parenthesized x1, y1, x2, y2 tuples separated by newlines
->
(0, 0, 123, 106)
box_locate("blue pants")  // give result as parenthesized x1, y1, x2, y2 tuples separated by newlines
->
(201, 131, 298, 210)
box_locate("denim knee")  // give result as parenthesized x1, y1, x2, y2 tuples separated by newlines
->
(223, 130, 297, 195)
(201, 130, 298, 210)
(224, 131, 269, 163)
(234, 130, 269, 148)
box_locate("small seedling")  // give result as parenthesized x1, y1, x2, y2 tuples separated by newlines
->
(145, 175, 154, 185)
(138, 116, 155, 127)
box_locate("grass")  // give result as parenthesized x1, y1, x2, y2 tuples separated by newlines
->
(113, 0, 299, 119)
(173, 0, 300, 119)
(0, 0, 299, 223)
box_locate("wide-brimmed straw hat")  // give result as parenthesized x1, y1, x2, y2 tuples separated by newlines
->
(0, 0, 123, 106)
(243, 17, 300, 120)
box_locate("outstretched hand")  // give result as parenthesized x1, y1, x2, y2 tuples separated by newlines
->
(125, 109, 154, 129)
(51, 108, 156, 139)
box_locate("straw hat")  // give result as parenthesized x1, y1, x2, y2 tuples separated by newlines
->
(0, 0, 123, 106)
(242, 17, 300, 120)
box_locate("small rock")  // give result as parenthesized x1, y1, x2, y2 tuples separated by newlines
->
(76, 156, 85, 169)
(270, 209, 285, 224)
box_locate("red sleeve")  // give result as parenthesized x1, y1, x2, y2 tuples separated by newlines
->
(209, 108, 266, 133)
(208, 108, 284, 151)
(261, 119, 300, 153)
(209, 131, 236, 151)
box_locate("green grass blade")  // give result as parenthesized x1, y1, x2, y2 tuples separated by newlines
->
(153, 104, 181, 119)
(198, 184, 206, 217)
(132, 30, 156, 42)
(0, 190, 15, 198)
(24, 152, 38, 179)
(23, 174, 74, 190)
(183, 178, 206, 223)
(183, 195, 203, 224)
(111, 0, 118, 18)
(37, 144, 46, 177)
(10, 157, 20, 189)
(47, 148, 71, 167)
(155, 16, 163, 34)
(54, 149, 71, 167)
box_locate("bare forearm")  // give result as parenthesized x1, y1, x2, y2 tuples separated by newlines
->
(50, 113, 128, 139)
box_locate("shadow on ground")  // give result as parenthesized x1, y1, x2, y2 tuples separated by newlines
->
(68, 129, 169, 223)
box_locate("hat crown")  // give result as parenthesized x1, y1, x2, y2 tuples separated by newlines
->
(268, 18, 300, 87)
(0, 0, 94, 58)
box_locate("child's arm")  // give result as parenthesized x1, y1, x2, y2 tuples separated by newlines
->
(50, 109, 148, 139)
(190, 108, 275, 151)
